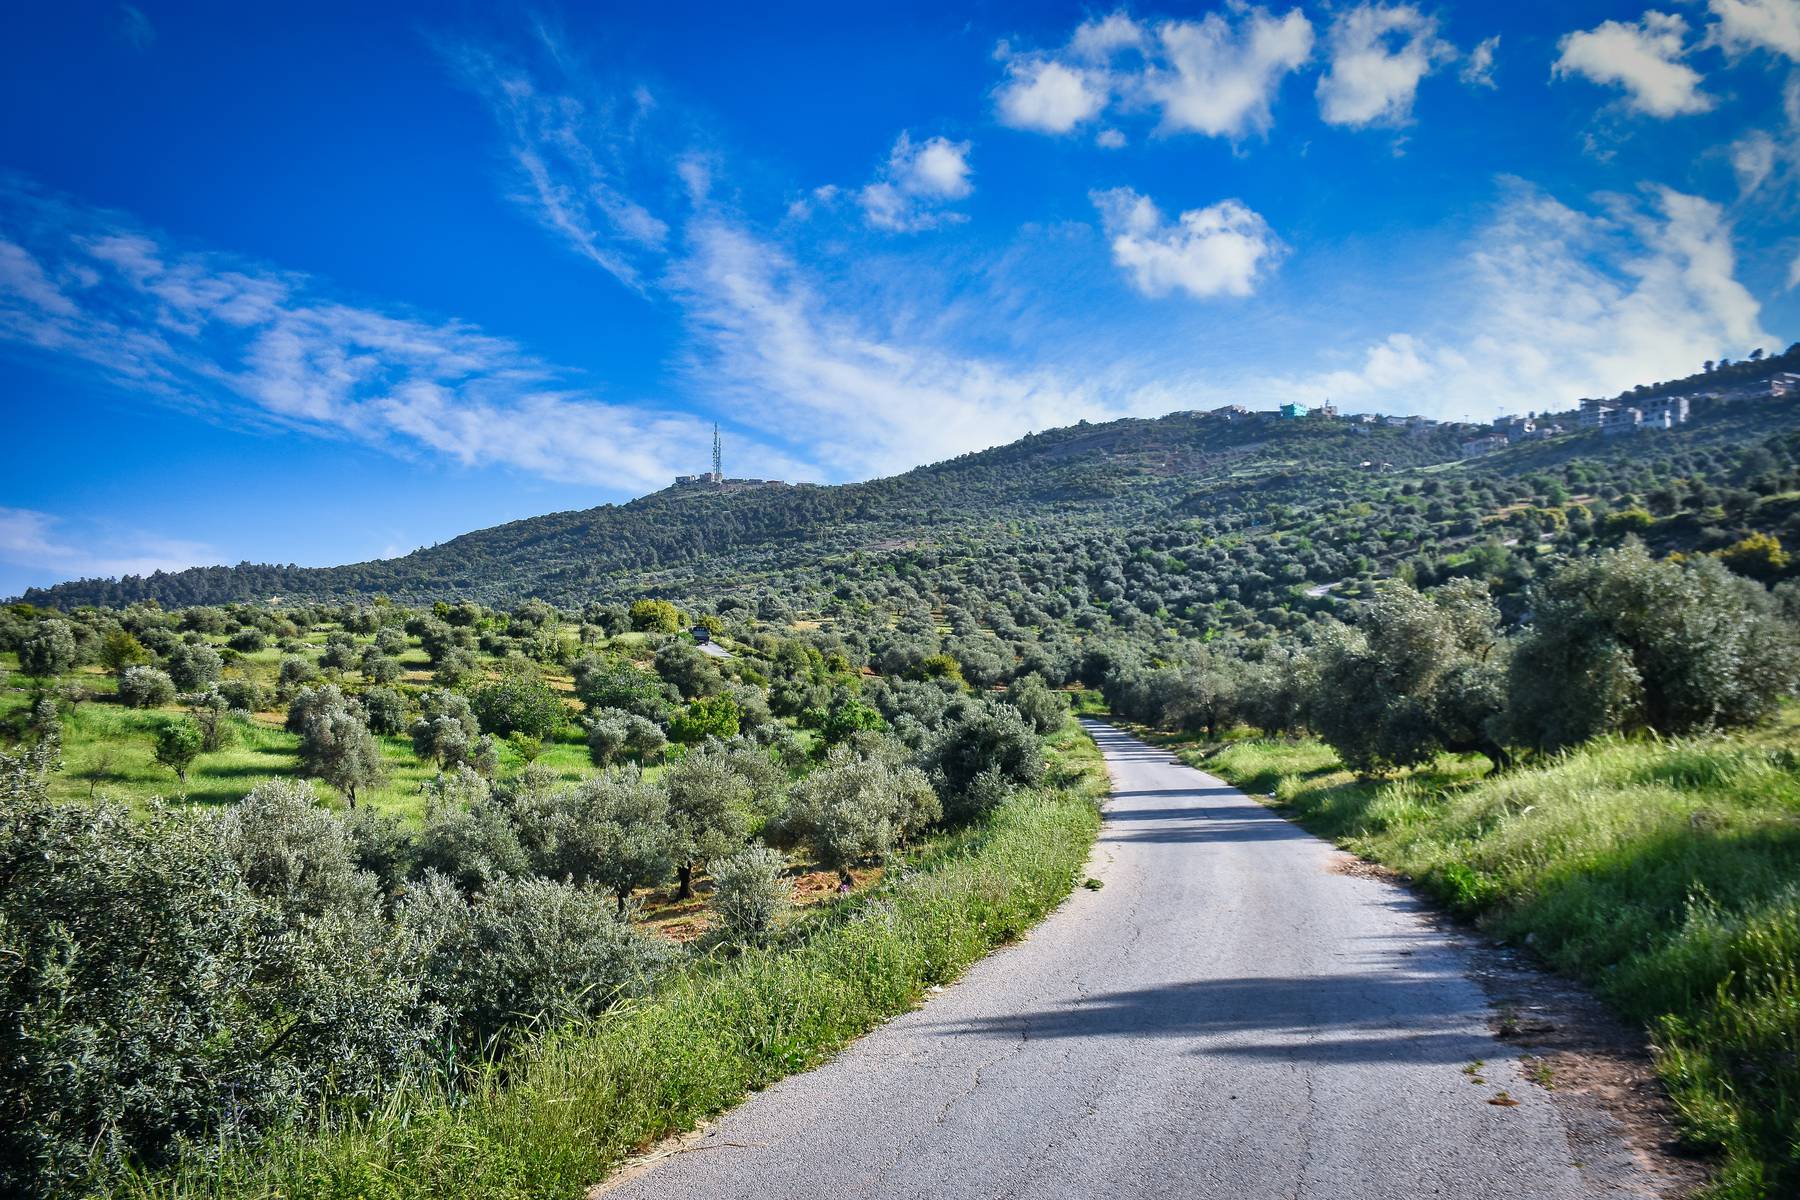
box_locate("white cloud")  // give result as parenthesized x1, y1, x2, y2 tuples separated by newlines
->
(1553, 12, 1714, 117)
(993, 7, 1314, 142)
(441, 36, 668, 291)
(1278, 184, 1770, 417)
(0, 507, 214, 590)
(1091, 188, 1283, 300)
(1142, 8, 1316, 138)
(1316, 4, 1456, 128)
(858, 133, 974, 232)
(670, 219, 1162, 479)
(1731, 130, 1779, 192)
(1708, 0, 1800, 60)
(995, 59, 1109, 133)
(113, 4, 155, 52)
(1789, 247, 1800, 289)
(1461, 35, 1500, 88)
(0, 185, 714, 493)
(1096, 128, 1128, 149)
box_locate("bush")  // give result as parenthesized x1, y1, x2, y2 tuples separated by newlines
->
(1502, 542, 1800, 752)
(471, 671, 567, 740)
(1003, 673, 1068, 734)
(585, 709, 668, 766)
(709, 844, 789, 941)
(929, 699, 1045, 823)
(668, 694, 742, 744)
(401, 873, 671, 1056)
(115, 665, 176, 709)
(164, 642, 222, 692)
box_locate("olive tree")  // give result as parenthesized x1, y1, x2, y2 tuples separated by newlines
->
(664, 745, 752, 898)
(515, 767, 674, 911)
(1307, 580, 1509, 775)
(18, 618, 76, 684)
(709, 844, 790, 941)
(1501, 541, 1800, 752)
(116, 665, 177, 709)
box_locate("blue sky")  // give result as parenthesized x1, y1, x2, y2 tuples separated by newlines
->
(2, 1, 1797, 597)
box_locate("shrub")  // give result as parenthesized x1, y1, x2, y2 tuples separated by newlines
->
(929, 699, 1045, 823)
(669, 694, 742, 744)
(401, 873, 671, 1057)
(628, 598, 682, 633)
(164, 642, 222, 692)
(153, 719, 203, 785)
(116, 665, 176, 709)
(1003, 673, 1069, 734)
(585, 708, 668, 766)
(709, 844, 789, 941)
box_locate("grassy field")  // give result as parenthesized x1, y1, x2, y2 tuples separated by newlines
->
(1193, 715, 1800, 1200)
(111, 721, 1106, 1200)
(1, 639, 612, 822)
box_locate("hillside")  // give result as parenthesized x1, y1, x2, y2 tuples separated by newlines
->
(18, 350, 1800, 616)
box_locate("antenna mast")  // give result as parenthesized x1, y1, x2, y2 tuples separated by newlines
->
(711, 423, 722, 481)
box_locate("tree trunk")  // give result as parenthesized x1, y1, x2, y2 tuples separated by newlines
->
(677, 861, 694, 900)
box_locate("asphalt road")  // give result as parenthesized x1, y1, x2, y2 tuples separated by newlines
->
(604, 721, 1609, 1199)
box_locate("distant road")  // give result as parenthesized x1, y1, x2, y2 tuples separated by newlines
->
(603, 722, 1618, 1199)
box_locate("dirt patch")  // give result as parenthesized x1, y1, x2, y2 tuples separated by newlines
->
(1325, 850, 1400, 883)
(788, 865, 884, 907)
(1337, 881, 1716, 1197)
(1463, 945, 1710, 1197)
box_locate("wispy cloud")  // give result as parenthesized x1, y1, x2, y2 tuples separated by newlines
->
(438, 30, 668, 291)
(1460, 36, 1500, 88)
(113, 4, 155, 52)
(1554, 12, 1714, 118)
(0, 506, 213, 593)
(0, 181, 713, 493)
(1277, 183, 1772, 417)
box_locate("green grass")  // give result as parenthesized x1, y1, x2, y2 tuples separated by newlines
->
(2, 659, 610, 824)
(112, 724, 1107, 1200)
(1200, 719, 1800, 1200)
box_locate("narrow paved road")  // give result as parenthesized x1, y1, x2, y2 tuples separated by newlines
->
(605, 722, 1612, 1199)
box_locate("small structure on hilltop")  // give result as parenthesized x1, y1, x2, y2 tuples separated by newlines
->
(671, 424, 787, 492)
(1279, 401, 1308, 419)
